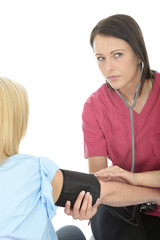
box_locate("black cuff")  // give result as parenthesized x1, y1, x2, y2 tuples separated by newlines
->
(56, 169, 100, 208)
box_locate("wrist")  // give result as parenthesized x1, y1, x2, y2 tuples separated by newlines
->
(153, 189, 160, 204)
(99, 180, 107, 202)
(134, 172, 140, 186)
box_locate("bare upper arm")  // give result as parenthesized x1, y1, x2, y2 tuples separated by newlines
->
(51, 169, 64, 204)
(88, 156, 108, 173)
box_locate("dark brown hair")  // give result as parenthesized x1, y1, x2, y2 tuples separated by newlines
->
(90, 14, 154, 94)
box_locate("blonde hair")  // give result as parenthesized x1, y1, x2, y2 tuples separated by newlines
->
(0, 77, 29, 164)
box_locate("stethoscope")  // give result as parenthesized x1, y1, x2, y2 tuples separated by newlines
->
(105, 62, 145, 226)
(112, 61, 144, 172)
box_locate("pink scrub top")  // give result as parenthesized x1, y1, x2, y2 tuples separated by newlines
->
(82, 72, 160, 217)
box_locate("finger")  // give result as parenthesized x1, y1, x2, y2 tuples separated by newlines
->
(73, 191, 86, 210)
(72, 191, 85, 219)
(95, 166, 116, 175)
(95, 197, 101, 206)
(98, 175, 111, 182)
(79, 192, 91, 216)
(97, 167, 123, 177)
(64, 201, 72, 215)
(86, 195, 98, 219)
(86, 194, 92, 213)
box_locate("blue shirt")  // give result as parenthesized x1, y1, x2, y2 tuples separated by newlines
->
(0, 154, 59, 240)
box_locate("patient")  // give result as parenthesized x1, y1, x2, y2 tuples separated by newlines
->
(0, 77, 99, 240)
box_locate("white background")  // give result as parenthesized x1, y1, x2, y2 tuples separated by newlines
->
(0, 0, 159, 239)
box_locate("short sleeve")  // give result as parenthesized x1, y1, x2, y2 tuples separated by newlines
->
(82, 98, 108, 158)
(39, 157, 59, 219)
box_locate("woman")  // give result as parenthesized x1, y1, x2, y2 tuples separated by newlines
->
(80, 14, 160, 239)
(0, 76, 100, 240)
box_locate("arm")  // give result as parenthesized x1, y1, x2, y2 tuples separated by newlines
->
(64, 176, 160, 220)
(51, 169, 64, 203)
(95, 166, 160, 187)
(60, 157, 105, 220)
(88, 156, 107, 173)
(51, 169, 100, 220)
(134, 170, 160, 187)
(99, 180, 160, 206)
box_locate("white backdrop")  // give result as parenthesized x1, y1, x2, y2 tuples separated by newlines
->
(0, 0, 159, 239)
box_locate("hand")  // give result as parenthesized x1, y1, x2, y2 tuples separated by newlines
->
(95, 165, 138, 185)
(64, 191, 99, 220)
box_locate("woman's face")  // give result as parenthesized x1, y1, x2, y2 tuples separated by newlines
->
(93, 35, 141, 93)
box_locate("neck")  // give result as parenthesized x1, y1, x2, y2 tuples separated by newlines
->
(119, 89, 139, 104)
(118, 68, 142, 103)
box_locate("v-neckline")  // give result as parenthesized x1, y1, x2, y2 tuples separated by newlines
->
(111, 79, 155, 118)
(133, 84, 153, 117)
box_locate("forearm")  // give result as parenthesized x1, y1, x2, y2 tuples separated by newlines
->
(88, 156, 107, 173)
(135, 171, 160, 187)
(100, 180, 160, 207)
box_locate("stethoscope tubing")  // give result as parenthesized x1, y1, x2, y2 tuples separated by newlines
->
(104, 62, 145, 227)
(114, 62, 144, 172)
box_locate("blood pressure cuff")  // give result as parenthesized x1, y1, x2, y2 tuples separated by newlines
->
(56, 169, 100, 209)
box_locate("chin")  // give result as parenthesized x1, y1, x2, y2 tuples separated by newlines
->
(109, 82, 120, 90)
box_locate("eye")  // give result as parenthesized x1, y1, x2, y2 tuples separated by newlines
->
(114, 52, 122, 58)
(97, 56, 105, 61)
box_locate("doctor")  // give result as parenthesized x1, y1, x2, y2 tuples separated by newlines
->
(66, 14, 160, 240)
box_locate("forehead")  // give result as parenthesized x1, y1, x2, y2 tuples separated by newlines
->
(93, 35, 132, 54)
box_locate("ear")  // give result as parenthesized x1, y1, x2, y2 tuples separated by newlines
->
(137, 57, 144, 70)
(137, 57, 142, 65)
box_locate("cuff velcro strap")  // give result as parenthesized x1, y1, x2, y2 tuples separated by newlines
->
(56, 169, 100, 208)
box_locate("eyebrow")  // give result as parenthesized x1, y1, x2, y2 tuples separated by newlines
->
(95, 49, 125, 56)
(111, 49, 125, 54)
(95, 53, 103, 56)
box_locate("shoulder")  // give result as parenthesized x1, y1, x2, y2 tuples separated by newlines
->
(83, 84, 110, 111)
(4, 154, 39, 168)
(151, 72, 160, 92)
(8, 154, 40, 168)
(7, 154, 59, 179)
(85, 84, 108, 104)
(154, 72, 160, 83)
(39, 156, 59, 181)
(82, 83, 114, 118)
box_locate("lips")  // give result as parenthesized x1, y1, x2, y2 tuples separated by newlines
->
(107, 75, 120, 81)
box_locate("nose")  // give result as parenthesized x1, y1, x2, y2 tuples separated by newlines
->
(104, 58, 114, 72)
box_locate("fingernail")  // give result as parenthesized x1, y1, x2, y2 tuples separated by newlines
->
(86, 192, 90, 197)
(81, 191, 85, 196)
(66, 201, 70, 205)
